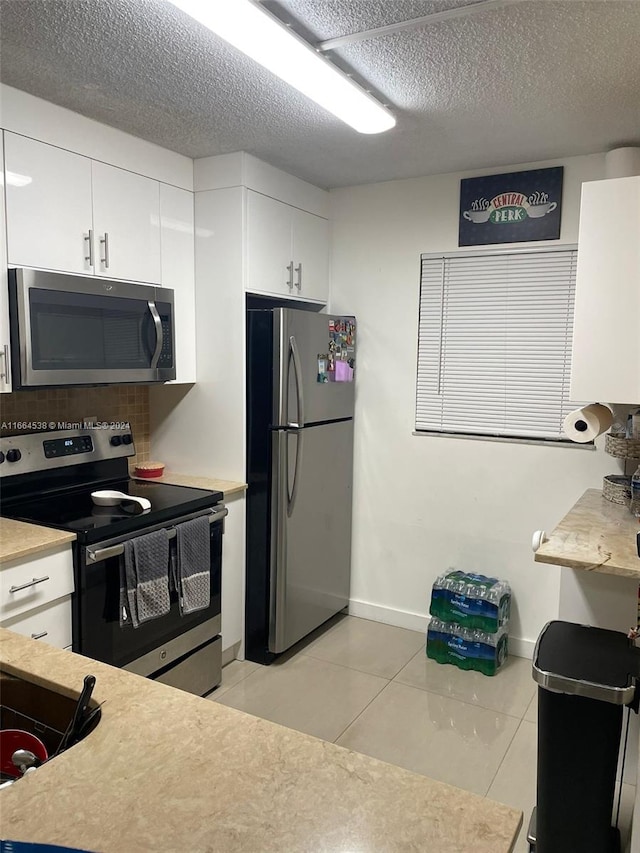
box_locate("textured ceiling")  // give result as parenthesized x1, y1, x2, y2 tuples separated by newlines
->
(0, 0, 639, 188)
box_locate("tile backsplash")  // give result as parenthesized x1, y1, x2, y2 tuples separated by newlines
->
(0, 386, 150, 466)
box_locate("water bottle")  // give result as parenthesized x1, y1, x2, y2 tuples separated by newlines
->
(631, 464, 640, 518)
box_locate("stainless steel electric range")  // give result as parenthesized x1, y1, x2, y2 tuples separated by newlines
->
(0, 425, 226, 696)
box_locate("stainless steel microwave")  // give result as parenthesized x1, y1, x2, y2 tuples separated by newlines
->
(8, 268, 176, 389)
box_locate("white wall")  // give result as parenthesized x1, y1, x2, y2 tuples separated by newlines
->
(329, 153, 616, 655)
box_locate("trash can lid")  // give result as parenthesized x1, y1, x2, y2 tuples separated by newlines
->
(532, 621, 640, 705)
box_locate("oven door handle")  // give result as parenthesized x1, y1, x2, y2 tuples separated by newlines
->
(86, 506, 228, 563)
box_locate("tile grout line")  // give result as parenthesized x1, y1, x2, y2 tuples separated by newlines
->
(483, 716, 533, 799)
(331, 677, 394, 745)
(390, 674, 535, 722)
(300, 645, 425, 681)
(297, 650, 419, 681)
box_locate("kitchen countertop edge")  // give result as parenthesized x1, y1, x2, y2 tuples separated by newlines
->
(534, 488, 640, 577)
(132, 471, 247, 497)
(0, 518, 76, 565)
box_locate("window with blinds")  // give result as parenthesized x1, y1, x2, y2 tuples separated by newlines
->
(415, 247, 578, 441)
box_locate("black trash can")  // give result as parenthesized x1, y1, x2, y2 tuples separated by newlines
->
(528, 621, 640, 853)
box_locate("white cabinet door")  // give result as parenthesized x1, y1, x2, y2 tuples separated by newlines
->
(5, 133, 93, 275)
(571, 176, 640, 404)
(0, 134, 11, 393)
(160, 184, 196, 383)
(292, 207, 329, 304)
(246, 190, 294, 297)
(92, 161, 161, 284)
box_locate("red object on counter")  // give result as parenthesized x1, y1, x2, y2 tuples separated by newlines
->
(134, 462, 165, 479)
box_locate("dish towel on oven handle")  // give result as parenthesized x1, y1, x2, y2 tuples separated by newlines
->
(175, 516, 211, 615)
(119, 529, 170, 628)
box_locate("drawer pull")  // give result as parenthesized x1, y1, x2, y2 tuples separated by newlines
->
(31, 631, 48, 640)
(9, 575, 50, 594)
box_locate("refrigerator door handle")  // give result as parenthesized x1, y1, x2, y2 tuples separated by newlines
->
(287, 429, 303, 518)
(269, 430, 289, 652)
(288, 335, 305, 428)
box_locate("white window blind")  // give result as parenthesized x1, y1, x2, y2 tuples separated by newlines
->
(416, 247, 578, 441)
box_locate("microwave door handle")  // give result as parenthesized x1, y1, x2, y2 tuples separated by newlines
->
(148, 301, 163, 369)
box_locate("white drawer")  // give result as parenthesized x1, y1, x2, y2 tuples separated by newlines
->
(0, 595, 72, 649)
(0, 546, 74, 621)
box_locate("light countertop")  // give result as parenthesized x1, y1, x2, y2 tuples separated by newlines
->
(133, 471, 247, 498)
(0, 518, 76, 565)
(534, 489, 640, 578)
(0, 630, 521, 853)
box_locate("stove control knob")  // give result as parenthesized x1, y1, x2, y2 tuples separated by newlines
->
(110, 435, 122, 447)
(6, 449, 21, 463)
(121, 434, 133, 445)
(0, 451, 4, 464)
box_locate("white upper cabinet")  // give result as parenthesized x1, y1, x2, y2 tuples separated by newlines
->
(92, 161, 161, 284)
(246, 191, 296, 297)
(570, 176, 640, 404)
(5, 133, 93, 275)
(246, 189, 329, 303)
(4, 133, 162, 285)
(0, 133, 11, 393)
(291, 207, 330, 303)
(159, 183, 196, 383)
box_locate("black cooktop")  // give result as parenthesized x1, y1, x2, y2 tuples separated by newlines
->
(2, 478, 224, 545)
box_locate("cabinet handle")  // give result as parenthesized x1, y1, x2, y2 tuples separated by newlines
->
(31, 631, 49, 641)
(84, 229, 94, 267)
(294, 262, 302, 291)
(9, 576, 50, 594)
(100, 232, 110, 268)
(0, 344, 10, 385)
(286, 261, 294, 290)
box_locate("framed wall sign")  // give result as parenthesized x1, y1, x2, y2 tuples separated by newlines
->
(459, 166, 564, 246)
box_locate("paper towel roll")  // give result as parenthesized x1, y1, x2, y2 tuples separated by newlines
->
(563, 404, 613, 443)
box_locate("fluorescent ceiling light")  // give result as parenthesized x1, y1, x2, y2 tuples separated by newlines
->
(168, 0, 396, 134)
(4, 171, 32, 187)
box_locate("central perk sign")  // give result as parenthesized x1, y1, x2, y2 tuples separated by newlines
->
(458, 166, 564, 246)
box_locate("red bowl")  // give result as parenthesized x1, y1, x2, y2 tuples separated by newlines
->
(0, 729, 48, 777)
(135, 464, 165, 479)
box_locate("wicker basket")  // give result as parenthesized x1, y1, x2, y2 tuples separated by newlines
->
(603, 474, 632, 506)
(605, 434, 640, 459)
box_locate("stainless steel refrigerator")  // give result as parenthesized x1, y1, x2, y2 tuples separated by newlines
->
(245, 308, 356, 664)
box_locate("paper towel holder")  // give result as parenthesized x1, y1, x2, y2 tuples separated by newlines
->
(532, 530, 547, 552)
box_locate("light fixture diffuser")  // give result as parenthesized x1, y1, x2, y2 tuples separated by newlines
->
(168, 0, 396, 134)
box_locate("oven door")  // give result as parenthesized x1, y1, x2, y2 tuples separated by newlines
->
(9, 267, 175, 388)
(73, 508, 223, 674)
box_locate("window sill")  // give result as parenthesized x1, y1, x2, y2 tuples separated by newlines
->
(412, 430, 596, 450)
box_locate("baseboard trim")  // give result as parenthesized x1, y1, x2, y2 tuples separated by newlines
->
(348, 599, 429, 633)
(348, 598, 535, 660)
(222, 640, 241, 667)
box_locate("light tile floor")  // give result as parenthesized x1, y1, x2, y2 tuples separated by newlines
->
(208, 615, 635, 852)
